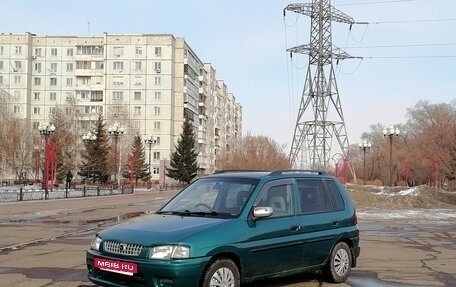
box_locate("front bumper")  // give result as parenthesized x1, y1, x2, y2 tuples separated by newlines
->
(86, 249, 210, 287)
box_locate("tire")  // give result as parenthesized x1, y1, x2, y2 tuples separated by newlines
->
(201, 258, 240, 287)
(324, 242, 352, 283)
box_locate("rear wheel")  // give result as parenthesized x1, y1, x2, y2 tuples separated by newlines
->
(324, 242, 352, 283)
(201, 258, 240, 287)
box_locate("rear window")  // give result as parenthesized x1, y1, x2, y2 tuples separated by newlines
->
(324, 180, 345, 211)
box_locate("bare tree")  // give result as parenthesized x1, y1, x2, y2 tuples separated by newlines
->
(216, 135, 291, 170)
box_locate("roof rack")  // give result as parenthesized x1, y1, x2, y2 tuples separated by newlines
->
(213, 169, 270, 174)
(269, 169, 327, 176)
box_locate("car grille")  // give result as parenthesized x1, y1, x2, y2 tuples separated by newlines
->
(104, 241, 143, 256)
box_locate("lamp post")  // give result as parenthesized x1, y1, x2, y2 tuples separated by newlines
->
(82, 131, 97, 183)
(144, 136, 157, 178)
(108, 122, 124, 184)
(383, 125, 400, 187)
(38, 122, 55, 198)
(358, 140, 371, 185)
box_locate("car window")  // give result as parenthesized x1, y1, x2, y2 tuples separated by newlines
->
(160, 177, 258, 215)
(255, 182, 294, 217)
(297, 179, 331, 214)
(324, 179, 345, 211)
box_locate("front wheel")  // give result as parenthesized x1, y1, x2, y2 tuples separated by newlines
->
(201, 258, 240, 287)
(324, 242, 352, 283)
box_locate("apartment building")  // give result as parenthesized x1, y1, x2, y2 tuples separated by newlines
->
(0, 32, 242, 179)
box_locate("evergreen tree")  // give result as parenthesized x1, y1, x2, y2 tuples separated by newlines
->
(79, 115, 111, 183)
(167, 120, 198, 184)
(122, 135, 150, 184)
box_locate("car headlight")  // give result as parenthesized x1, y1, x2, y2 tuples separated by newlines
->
(91, 236, 102, 251)
(149, 245, 190, 259)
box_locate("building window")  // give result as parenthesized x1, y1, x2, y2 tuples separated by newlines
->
(51, 48, 58, 56)
(79, 76, 91, 86)
(66, 63, 73, 72)
(14, 76, 21, 84)
(113, 76, 123, 86)
(112, 91, 123, 100)
(49, 107, 56, 115)
(34, 62, 41, 72)
(15, 46, 22, 54)
(66, 78, 73, 86)
(154, 107, 160, 115)
(34, 78, 41, 86)
(0, 76, 3, 85)
(50, 78, 57, 86)
(14, 61, 22, 70)
(113, 46, 124, 56)
(14, 105, 21, 114)
(50, 63, 57, 72)
(134, 106, 141, 115)
(154, 62, 161, 72)
(94, 61, 104, 69)
(135, 47, 142, 55)
(0, 61, 3, 70)
(134, 91, 141, 100)
(153, 167, 160, 175)
(34, 92, 40, 100)
(154, 91, 161, 101)
(154, 121, 160, 130)
(50, 92, 57, 101)
(67, 48, 73, 56)
(0, 46, 4, 54)
(113, 61, 124, 70)
(155, 137, 160, 145)
(35, 48, 42, 57)
(155, 47, 162, 57)
(33, 107, 40, 115)
(153, 152, 160, 160)
(154, 76, 161, 85)
(134, 61, 142, 70)
(76, 61, 91, 69)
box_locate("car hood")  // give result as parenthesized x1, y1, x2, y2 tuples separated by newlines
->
(98, 214, 229, 246)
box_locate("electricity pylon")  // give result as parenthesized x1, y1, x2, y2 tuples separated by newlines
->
(285, 0, 356, 170)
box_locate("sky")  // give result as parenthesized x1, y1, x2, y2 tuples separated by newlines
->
(1, 0, 455, 150)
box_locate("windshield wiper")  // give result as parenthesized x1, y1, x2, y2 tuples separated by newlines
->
(156, 210, 232, 217)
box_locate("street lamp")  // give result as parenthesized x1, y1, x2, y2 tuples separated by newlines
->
(358, 140, 372, 185)
(144, 136, 157, 179)
(38, 122, 55, 198)
(108, 122, 124, 184)
(82, 131, 97, 183)
(383, 125, 400, 187)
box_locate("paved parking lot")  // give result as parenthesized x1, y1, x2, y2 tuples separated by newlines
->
(0, 189, 455, 287)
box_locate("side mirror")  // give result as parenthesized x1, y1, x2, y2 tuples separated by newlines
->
(253, 207, 273, 219)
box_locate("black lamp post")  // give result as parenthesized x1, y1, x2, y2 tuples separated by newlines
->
(383, 125, 400, 186)
(108, 122, 124, 184)
(358, 140, 371, 185)
(38, 122, 55, 199)
(144, 136, 157, 178)
(82, 131, 97, 183)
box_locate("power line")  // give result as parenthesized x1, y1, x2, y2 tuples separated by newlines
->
(346, 42, 456, 49)
(363, 55, 456, 59)
(369, 18, 456, 24)
(336, 0, 414, 6)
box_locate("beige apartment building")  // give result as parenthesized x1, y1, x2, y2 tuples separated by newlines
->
(0, 32, 242, 180)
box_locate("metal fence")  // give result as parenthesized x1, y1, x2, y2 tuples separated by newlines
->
(0, 185, 134, 203)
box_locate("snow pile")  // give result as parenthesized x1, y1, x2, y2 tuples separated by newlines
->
(374, 186, 420, 197)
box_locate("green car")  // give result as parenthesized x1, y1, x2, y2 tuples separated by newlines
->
(86, 170, 360, 287)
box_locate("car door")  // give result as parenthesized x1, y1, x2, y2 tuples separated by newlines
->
(242, 179, 304, 278)
(296, 178, 339, 267)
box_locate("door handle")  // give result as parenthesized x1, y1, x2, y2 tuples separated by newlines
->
(331, 220, 339, 226)
(290, 225, 301, 231)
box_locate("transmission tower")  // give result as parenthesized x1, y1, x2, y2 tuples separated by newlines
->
(285, 0, 356, 170)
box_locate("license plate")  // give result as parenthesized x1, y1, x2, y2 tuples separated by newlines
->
(94, 258, 137, 276)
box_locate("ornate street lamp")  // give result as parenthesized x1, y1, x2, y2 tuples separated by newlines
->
(144, 136, 157, 178)
(38, 122, 55, 198)
(383, 125, 400, 186)
(82, 131, 97, 183)
(108, 122, 124, 184)
(358, 140, 371, 185)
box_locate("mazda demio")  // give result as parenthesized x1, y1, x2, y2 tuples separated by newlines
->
(86, 170, 360, 287)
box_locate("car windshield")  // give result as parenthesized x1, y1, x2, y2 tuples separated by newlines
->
(158, 177, 258, 217)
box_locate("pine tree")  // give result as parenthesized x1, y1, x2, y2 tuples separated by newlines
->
(79, 115, 111, 183)
(122, 135, 150, 184)
(167, 120, 198, 184)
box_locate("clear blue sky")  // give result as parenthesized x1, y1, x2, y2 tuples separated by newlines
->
(1, 0, 455, 149)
